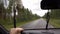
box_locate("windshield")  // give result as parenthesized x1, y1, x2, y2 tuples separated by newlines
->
(0, 0, 60, 30)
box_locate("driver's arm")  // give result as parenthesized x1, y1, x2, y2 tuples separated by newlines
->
(10, 28, 23, 34)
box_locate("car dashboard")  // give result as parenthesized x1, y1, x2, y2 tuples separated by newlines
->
(22, 29, 60, 34)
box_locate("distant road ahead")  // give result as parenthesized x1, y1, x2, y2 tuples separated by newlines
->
(20, 18, 53, 29)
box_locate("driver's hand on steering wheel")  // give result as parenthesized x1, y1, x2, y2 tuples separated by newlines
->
(10, 28, 23, 34)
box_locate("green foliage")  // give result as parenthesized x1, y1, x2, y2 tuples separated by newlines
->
(50, 19, 60, 28)
(49, 10, 60, 28)
(50, 9, 60, 19)
(43, 10, 60, 28)
(43, 9, 60, 19)
(16, 6, 40, 22)
(0, 0, 40, 30)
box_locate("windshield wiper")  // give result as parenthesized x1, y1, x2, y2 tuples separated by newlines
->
(46, 10, 50, 30)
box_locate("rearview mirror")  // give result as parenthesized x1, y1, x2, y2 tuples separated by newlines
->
(41, 0, 60, 10)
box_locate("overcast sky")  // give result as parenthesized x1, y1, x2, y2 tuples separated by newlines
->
(4, 0, 48, 17)
(22, 0, 48, 17)
(3, 0, 9, 8)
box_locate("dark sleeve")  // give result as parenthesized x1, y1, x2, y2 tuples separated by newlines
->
(0, 24, 9, 34)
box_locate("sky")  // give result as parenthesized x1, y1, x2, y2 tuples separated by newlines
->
(22, 0, 48, 17)
(3, 0, 48, 17)
(3, 0, 9, 9)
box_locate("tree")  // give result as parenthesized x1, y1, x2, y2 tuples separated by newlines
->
(44, 9, 60, 19)
(51, 9, 60, 19)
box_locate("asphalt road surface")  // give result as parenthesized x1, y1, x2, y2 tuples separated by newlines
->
(21, 18, 53, 29)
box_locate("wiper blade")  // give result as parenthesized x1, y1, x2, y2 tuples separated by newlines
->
(23, 28, 60, 30)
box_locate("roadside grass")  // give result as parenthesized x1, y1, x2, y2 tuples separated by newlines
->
(3, 19, 39, 31)
(49, 19, 60, 28)
(4, 21, 29, 30)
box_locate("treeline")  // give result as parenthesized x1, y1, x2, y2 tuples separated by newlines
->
(43, 9, 60, 19)
(0, 0, 40, 25)
(50, 9, 60, 19)
(16, 6, 40, 23)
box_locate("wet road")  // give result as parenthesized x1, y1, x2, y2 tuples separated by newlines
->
(21, 18, 53, 29)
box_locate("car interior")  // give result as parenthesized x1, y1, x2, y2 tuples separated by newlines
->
(0, 0, 60, 34)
